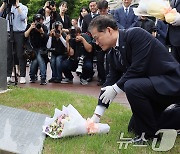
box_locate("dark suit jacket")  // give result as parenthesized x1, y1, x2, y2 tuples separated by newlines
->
(114, 6, 138, 29)
(168, 0, 180, 46)
(56, 14, 71, 29)
(156, 20, 168, 45)
(134, 17, 156, 34)
(105, 27, 180, 96)
(82, 13, 98, 33)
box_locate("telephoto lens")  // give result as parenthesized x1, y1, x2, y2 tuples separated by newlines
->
(76, 55, 85, 75)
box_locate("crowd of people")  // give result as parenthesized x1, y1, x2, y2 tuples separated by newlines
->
(0, 0, 179, 86)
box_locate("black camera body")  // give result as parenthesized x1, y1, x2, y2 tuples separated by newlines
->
(33, 14, 44, 29)
(35, 22, 42, 29)
(70, 27, 76, 39)
(54, 24, 60, 35)
(3, 0, 16, 5)
(53, 21, 62, 35)
(49, 0, 55, 7)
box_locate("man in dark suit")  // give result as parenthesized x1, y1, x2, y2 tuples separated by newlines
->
(114, 0, 138, 29)
(82, 0, 98, 33)
(168, 0, 180, 63)
(89, 15, 180, 142)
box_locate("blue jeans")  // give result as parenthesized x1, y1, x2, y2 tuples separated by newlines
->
(29, 49, 47, 80)
(50, 54, 63, 80)
(81, 58, 94, 79)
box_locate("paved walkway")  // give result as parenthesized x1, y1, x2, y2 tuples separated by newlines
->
(19, 63, 130, 108)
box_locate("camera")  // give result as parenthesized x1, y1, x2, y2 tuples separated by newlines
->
(3, 0, 16, 5)
(33, 14, 43, 29)
(76, 55, 85, 75)
(35, 22, 42, 29)
(49, 0, 55, 7)
(53, 21, 62, 35)
(68, 26, 77, 49)
(69, 26, 76, 39)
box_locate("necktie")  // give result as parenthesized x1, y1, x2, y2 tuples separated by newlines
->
(125, 8, 128, 17)
(114, 47, 123, 65)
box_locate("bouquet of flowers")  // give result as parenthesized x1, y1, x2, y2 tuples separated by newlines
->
(133, 0, 178, 23)
(42, 104, 110, 138)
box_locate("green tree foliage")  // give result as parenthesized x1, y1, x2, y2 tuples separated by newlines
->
(71, 0, 89, 19)
(26, 0, 47, 22)
(23, 0, 89, 23)
(21, 0, 30, 5)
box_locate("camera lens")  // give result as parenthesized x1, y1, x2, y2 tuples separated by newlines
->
(36, 22, 42, 29)
(55, 30, 60, 35)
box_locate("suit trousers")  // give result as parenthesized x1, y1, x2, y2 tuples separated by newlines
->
(96, 51, 106, 82)
(7, 32, 26, 77)
(171, 46, 180, 63)
(124, 78, 180, 137)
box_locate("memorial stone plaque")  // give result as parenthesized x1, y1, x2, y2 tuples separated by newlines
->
(0, 17, 7, 91)
(0, 105, 48, 154)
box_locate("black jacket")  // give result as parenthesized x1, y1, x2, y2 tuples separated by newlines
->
(50, 34, 67, 56)
(82, 13, 98, 33)
(134, 17, 156, 34)
(26, 24, 48, 49)
(56, 14, 71, 29)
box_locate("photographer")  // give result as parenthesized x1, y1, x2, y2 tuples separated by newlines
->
(61, 27, 94, 85)
(47, 21, 67, 83)
(37, 0, 58, 33)
(0, 0, 28, 84)
(24, 14, 49, 85)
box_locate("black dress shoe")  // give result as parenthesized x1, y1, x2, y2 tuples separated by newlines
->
(48, 78, 56, 83)
(54, 79, 61, 83)
(40, 79, 47, 85)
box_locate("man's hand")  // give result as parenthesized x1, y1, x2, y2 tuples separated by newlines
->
(66, 34, 71, 42)
(30, 22, 36, 30)
(171, 13, 180, 26)
(43, 1, 50, 9)
(76, 35, 84, 42)
(49, 29, 55, 37)
(100, 86, 117, 104)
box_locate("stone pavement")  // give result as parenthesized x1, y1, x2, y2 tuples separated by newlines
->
(19, 63, 130, 108)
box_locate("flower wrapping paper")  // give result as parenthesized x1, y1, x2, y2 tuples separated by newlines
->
(42, 104, 110, 138)
(134, 0, 178, 23)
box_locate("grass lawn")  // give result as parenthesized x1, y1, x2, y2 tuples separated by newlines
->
(0, 87, 179, 154)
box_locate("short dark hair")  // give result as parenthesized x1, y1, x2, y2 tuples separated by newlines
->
(97, 0, 108, 9)
(88, 15, 118, 32)
(59, 1, 67, 7)
(88, 0, 97, 6)
(33, 14, 44, 21)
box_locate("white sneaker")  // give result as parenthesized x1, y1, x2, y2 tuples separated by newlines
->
(7, 77, 12, 83)
(20, 77, 26, 84)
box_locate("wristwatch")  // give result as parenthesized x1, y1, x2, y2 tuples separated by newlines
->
(16, 6, 20, 9)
